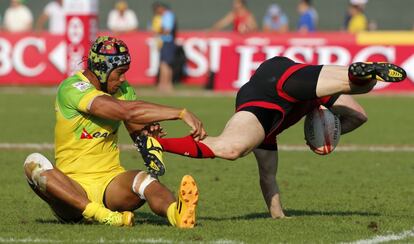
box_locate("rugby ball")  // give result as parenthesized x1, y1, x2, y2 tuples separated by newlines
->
(304, 106, 341, 155)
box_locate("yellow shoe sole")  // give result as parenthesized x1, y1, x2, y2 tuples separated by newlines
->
(177, 175, 199, 228)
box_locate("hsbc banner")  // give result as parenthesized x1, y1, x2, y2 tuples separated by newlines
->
(0, 32, 414, 91)
(0, 33, 65, 84)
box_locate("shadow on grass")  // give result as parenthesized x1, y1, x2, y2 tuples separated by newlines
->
(35, 219, 61, 224)
(35, 212, 169, 227)
(35, 209, 380, 226)
(134, 212, 167, 226)
(200, 209, 380, 221)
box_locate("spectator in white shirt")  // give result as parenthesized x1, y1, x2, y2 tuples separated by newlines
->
(36, 0, 65, 35)
(3, 0, 33, 33)
(107, 1, 139, 34)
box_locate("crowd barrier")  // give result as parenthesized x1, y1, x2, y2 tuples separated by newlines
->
(0, 31, 413, 92)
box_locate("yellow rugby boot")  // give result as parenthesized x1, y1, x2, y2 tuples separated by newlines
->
(349, 62, 407, 83)
(102, 211, 134, 227)
(135, 135, 165, 176)
(175, 175, 199, 228)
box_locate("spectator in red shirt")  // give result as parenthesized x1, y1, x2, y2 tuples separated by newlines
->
(210, 0, 257, 34)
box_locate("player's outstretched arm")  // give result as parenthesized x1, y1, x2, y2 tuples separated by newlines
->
(329, 95, 368, 134)
(253, 148, 287, 219)
(89, 95, 206, 140)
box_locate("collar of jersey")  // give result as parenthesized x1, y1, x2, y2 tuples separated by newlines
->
(76, 71, 91, 83)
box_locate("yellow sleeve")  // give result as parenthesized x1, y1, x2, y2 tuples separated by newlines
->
(78, 90, 109, 113)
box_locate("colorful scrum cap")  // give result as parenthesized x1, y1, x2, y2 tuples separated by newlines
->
(87, 36, 131, 91)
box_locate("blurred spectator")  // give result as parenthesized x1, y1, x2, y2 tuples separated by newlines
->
(297, 0, 317, 33)
(3, 0, 33, 33)
(152, 2, 177, 93)
(107, 0, 138, 34)
(262, 4, 288, 33)
(350, 0, 368, 7)
(343, 0, 367, 31)
(346, 4, 367, 33)
(211, 0, 258, 34)
(36, 0, 65, 35)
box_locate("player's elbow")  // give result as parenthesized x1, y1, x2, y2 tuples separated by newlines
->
(358, 113, 368, 125)
(344, 112, 367, 133)
(354, 110, 368, 126)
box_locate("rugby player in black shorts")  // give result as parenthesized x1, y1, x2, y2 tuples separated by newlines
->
(136, 56, 407, 218)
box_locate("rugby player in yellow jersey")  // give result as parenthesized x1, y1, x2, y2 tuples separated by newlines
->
(23, 36, 206, 227)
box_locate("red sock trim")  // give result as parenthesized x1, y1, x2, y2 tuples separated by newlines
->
(157, 135, 215, 158)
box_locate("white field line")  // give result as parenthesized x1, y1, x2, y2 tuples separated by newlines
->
(345, 228, 414, 244)
(0, 237, 242, 244)
(2, 143, 414, 152)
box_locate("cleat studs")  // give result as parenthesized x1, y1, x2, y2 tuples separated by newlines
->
(181, 190, 186, 195)
(188, 190, 192, 194)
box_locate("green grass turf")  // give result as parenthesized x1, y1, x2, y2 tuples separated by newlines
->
(0, 89, 413, 243)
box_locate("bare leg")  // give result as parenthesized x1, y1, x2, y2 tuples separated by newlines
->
(202, 111, 266, 160)
(158, 62, 174, 93)
(24, 160, 89, 221)
(104, 170, 175, 217)
(316, 65, 377, 98)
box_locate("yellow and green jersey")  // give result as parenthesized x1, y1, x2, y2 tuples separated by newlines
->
(54, 72, 136, 175)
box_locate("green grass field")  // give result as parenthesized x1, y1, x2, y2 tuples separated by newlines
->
(0, 88, 413, 243)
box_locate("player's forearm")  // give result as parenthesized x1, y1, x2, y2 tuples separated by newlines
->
(260, 177, 279, 207)
(124, 100, 182, 124)
(330, 95, 368, 134)
(259, 178, 285, 218)
(339, 114, 367, 134)
(268, 193, 285, 219)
